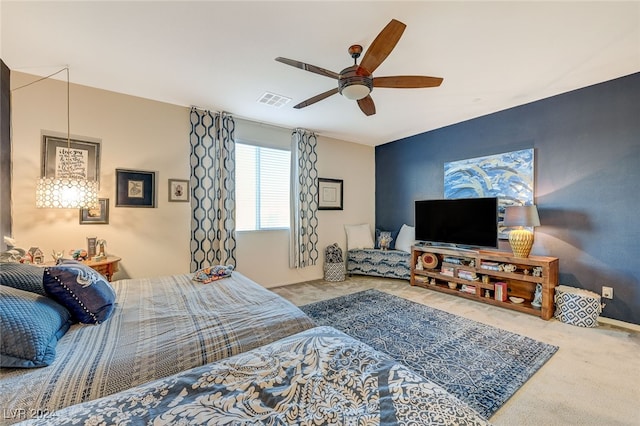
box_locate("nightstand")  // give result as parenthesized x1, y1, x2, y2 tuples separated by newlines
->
(82, 256, 122, 282)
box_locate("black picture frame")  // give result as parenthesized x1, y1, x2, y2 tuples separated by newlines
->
(318, 178, 343, 210)
(41, 134, 101, 184)
(79, 198, 109, 224)
(115, 169, 156, 208)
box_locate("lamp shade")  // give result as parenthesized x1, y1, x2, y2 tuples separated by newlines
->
(36, 177, 99, 209)
(503, 205, 540, 227)
(341, 83, 371, 100)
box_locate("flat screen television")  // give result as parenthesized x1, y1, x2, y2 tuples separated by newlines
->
(414, 197, 498, 249)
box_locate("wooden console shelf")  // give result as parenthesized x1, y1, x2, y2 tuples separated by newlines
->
(411, 245, 558, 320)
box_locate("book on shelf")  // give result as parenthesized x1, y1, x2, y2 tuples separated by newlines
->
(480, 261, 501, 271)
(460, 284, 476, 294)
(440, 266, 454, 277)
(494, 282, 508, 301)
(458, 270, 479, 281)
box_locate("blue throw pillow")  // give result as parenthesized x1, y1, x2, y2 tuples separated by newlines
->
(43, 262, 116, 324)
(0, 262, 46, 295)
(0, 285, 72, 368)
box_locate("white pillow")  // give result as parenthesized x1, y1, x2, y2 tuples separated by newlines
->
(344, 224, 375, 251)
(395, 224, 416, 253)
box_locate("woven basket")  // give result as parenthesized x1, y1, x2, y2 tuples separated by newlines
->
(554, 285, 602, 328)
(324, 262, 345, 282)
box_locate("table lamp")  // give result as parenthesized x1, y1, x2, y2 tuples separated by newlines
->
(503, 205, 540, 258)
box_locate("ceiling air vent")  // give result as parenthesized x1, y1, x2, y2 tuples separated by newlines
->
(257, 92, 291, 108)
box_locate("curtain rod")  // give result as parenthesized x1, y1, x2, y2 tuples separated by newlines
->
(190, 106, 321, 136)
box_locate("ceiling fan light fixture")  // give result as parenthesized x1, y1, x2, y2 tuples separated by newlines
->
(340, 83, 371, 100)
(339, 67, 373, 100)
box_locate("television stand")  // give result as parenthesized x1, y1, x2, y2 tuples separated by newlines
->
(411, 245, 559, 320)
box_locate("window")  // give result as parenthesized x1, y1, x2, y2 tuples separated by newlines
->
(236, 143, 290, 231)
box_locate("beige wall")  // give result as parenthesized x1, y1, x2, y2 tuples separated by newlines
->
(9, 71, 374, 286)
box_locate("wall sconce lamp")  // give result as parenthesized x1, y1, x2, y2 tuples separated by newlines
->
(503, 205, 540, 258)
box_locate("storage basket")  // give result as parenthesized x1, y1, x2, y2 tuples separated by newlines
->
(554, 285, 602, 328)
(324, 243, 345, 282)
(324, 262, 345, 282)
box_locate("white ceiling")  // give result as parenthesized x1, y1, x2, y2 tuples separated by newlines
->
(2, 1, 639, 146)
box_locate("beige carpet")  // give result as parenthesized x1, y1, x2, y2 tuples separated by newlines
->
(271, 275, 640, 426)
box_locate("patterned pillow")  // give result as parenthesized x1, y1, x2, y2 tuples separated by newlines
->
(0, 285, 72, 368)
(43, 262, 116, 324)
(192, 265, 234, 284)
(0, 262, 46, 295)
(375, 228, 398, 249)
(324, 243, 343, 263)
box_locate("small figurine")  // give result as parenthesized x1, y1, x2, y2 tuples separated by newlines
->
(96, 239, 107, 256)
(532, 266, 543, 277)
(532, 283, 543, 308)
(416, 257, 424, 270)
(52, 250, 65, 264)
(502, 264, 517, 273)
(27, 247, 45, 264)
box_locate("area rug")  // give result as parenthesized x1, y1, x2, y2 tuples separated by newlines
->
(300, 289, 558, 418)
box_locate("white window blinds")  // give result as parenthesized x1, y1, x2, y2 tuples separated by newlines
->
(236, 143, 290, 231)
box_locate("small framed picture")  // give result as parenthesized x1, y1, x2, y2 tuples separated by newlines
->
(79, 198, 109, 224)
(318, 178, 343, 210)
(87, 237, 97, 257)
(115, 169, 156, 208)
(168, 179, 190, 202)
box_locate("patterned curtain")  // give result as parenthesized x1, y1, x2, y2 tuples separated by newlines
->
(189, 108, 236, 271)
(289, 129, 319, 268)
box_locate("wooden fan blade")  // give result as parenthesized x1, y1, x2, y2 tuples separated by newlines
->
(294, 88, 340, 109)
(357, 95, 376, 116)
(373, 75, 444, 88)
(275, 57, 340, 80)
(359, 19, 406, 74)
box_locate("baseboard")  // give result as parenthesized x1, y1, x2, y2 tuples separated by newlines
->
(598, 316, 640, 332)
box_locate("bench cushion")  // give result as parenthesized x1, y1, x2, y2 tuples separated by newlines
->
(347, 249, 410, 280)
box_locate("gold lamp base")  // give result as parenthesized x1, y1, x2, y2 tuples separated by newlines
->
(508, 228, 534, 258)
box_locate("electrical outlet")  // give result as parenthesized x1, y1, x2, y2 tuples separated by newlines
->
(602, 286, 613, 299)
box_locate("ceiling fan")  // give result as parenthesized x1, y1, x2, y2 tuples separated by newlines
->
(275, 19, 443, 116)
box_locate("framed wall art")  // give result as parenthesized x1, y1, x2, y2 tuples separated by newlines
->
(79, 198, 109, 224)
(318, 178, 343, 210)
(168, 179, 189, 202)
(41, 134, 101, 183)
(115, 169, 156, 208)
(444, 148, 534, 239)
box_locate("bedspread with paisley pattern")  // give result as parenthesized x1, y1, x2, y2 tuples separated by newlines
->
(19, 326, 490, 426)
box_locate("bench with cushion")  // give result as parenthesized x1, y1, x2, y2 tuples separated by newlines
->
(344, 223, 414, 281)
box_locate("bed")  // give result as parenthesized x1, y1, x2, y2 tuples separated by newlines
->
(1, 266, 488, 425)
(17, 326, 490, 425)
(0, 270, 314, 424)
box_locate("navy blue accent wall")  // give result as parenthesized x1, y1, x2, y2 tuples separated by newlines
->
(376, 72, 640, 325)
